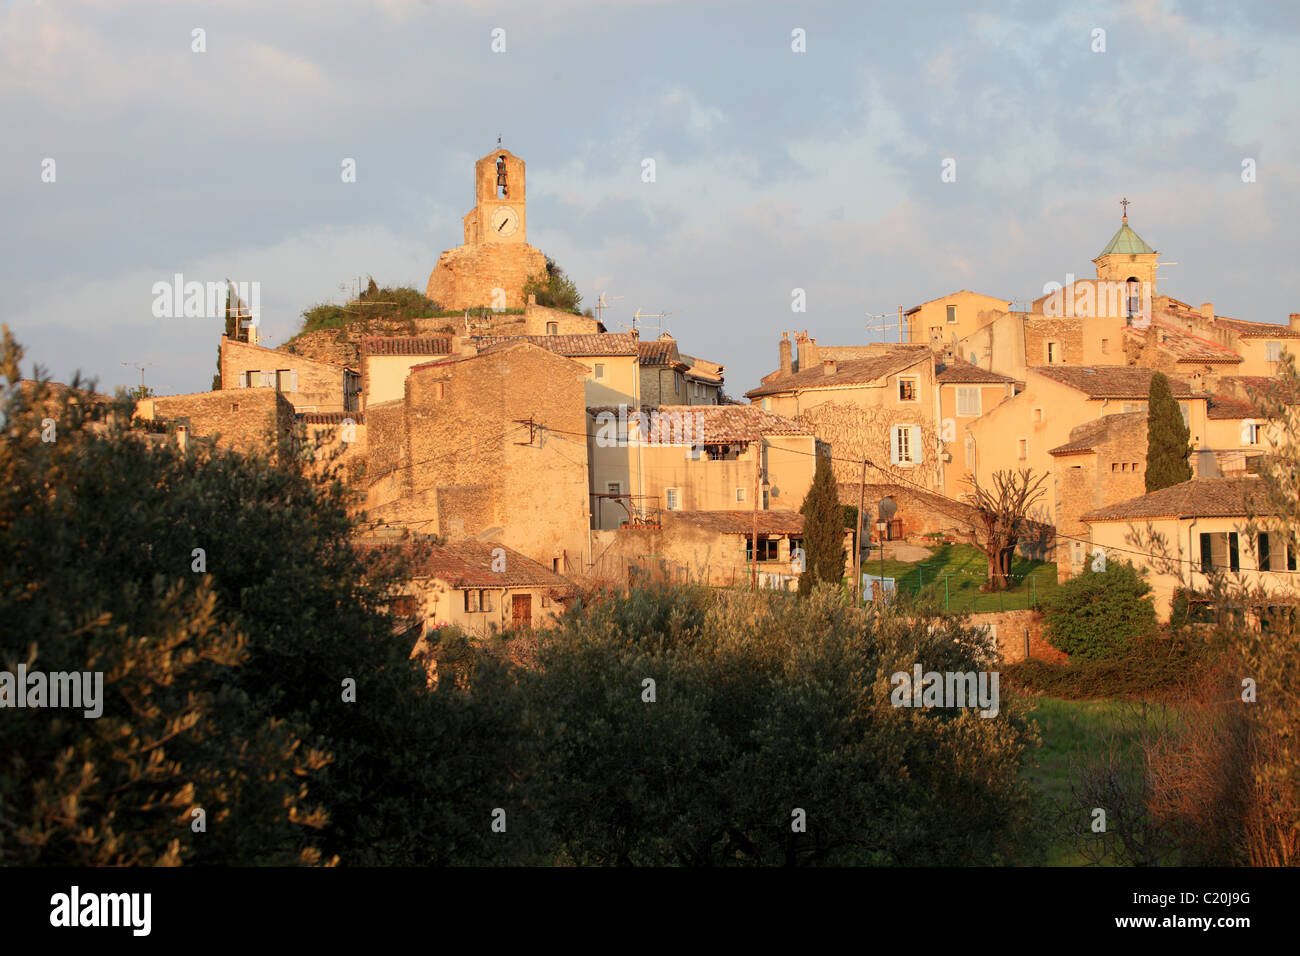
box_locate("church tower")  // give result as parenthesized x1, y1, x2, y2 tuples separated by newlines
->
(1093, 200, 1159, 294)
(427, 145, 547, 310)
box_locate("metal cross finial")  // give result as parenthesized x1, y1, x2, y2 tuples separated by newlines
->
(497, 134, 502, 146)
(1121, 196, 1130, 221)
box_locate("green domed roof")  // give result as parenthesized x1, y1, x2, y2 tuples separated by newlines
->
(1096, 220, 1156, 257)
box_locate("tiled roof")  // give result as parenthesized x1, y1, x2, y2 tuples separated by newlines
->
(1215, 316, 1300, 339)
(1048, 412, 1145, 456)
(1206, 395, 1259, 421)
(836, 482, 981, 524)
(362, 336, 454, 356)
(680, 353, 724, 384)
(298, 411, 365, 424)
(1033, 365, 1194, 398)
(936, 361, 1017, 385)
(637, 340, 681, 366)
(670, 510, 808, 535)
(586, 404, 813, 441)
(1096, 221, 1156, 257)
(1219, 376, 1300, 406)
(746, 349, 928, 398)
(1082, 477, 1274, 522)
(357, 539, 574, 590)
(1126, 320, 1242, 364)
(474, 332, 639, 356)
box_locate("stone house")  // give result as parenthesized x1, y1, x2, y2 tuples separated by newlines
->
(1082, 477, 1299, 621)
(585, 403, 817, 530)
(934, 359, 1018, 499)
(360, 336, 455, 408)
(363, 340, 592, 575)
(904, 289, 1011, 349)
(221, 337, 359, 413)
(472, 332, 641, 408)
(637, 333, 725, 407)
(135, 387, 296, 457)
(965, 365, 1208, 523)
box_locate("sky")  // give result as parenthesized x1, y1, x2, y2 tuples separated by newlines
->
(2, 0, 1298, 397)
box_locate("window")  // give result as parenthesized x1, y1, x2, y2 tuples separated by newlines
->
(552, 558, 560, 573)
(231, 403, 240, 412)
(955, 386, 981, 417)
(889, 426, 920, 463)
(276, 369, 296, 392)
(1017, 438, 1028, 460)
(898, 377, 918, 402)
(735, 487, 746, 502)
(1243, 422, 1260, 445)
(465, 590, 479, 613)
(1046, 342, 1059, 363)
(666, 488, 682, 510)
(593, 363, 606, 380)
(1259, 533, 1271, 571)
(674, 375, 680, 395)
(1199, 532, 1240, 573)
(435, 382, 445, 400)
(607, 482, 621, 496)
(1101, 338, 1109, 354)
(1267, 341, 1283, 362)
(964, 435, 974, 467)
(747, 537, 779, 562)
(480, 590, 495, 612)
(547, 322, 559, 335)
(1071, 541, 1085, 570)
(244, 370, 259, 388)
(1033, 408, 1043, 424)
(946, 305, 957, 324)
(1111, 462, 1119, 472)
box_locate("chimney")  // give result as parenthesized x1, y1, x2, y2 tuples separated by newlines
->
(800, 334, 820, 370)
(823, 359, 837, 377)
(779, 332, 792, 375)
(1190, 371, 1205, 393)
(176, 425, 189, 453)
(1290, 313, 1300, 333)
(1200, 302, 1214, 320)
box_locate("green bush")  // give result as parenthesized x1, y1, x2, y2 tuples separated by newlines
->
(1042, 561, 1158, 661)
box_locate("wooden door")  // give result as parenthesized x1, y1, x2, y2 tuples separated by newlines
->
(511, 593, 532, 629)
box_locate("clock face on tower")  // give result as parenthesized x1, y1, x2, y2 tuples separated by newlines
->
(490, 206, 519, 238)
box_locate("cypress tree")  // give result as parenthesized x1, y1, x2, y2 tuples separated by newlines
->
(1145, 371, 1193, 492)
(798, 446, 845, 595)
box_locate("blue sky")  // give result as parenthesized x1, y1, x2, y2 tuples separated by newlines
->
(2, 0, 1297, 396)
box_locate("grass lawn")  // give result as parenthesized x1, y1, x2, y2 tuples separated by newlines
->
(1019, 695, 1171, 865)
(867, 543, 1060, 613)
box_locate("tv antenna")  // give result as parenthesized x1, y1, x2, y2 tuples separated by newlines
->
(594, 291, 623, 327)
(632, 309, 675, 337)
(121, 361, 156, 393)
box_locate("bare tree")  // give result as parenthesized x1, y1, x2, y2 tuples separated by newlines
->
(963, 469, 1048, 592)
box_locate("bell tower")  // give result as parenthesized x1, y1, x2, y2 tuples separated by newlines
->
(463, 148, 528, 246)
(426, 143, 547, 310)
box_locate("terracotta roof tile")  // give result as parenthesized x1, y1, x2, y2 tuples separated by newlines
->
(1126, 320, 1243, 363)
(1214, 316, 1300, 339)
(936, 361, 1018, 384)
(746, 349, 929, 398)
(1220, 376, 1300, 406)
(357, 539, 574, 590)
(475, 332, 639, 356)
(637, 340, 681, 366)
(1033, 365, 1195, 398)
(1206, 394, 1259, 421)
(298, 411, 365, 425)
(362, 336, 454, 356)
(586, 404, 813, 442)
(1082, 477, 1274, 522)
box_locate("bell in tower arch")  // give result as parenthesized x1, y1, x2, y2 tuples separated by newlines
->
(496, 155, 508, 198)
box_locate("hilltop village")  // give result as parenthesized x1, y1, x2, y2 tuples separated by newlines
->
(131, 147, 1300, 633)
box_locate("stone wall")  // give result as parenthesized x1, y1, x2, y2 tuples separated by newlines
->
(363, 342, 592, 571)
(1025, 317, 1084, 367)
(966, 610, 1065, 664)
(426, 242, 548, 311)
(222, 337, 353, 412)
(142, 388, 295, 456)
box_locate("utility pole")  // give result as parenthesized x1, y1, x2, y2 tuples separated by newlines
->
(854, 457, 867, 605)
(121, 362, 156, 396)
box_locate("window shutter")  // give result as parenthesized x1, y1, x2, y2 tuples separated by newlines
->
(1200, 533, 1213, 572)
(1258, 533, 1271, 571)
(911, 426, 923, 464)
(261, 370, 272, 388)
(1229, 532, 1240, 572)
(290, 369, 298, 392)
(889, 428, 900, 465)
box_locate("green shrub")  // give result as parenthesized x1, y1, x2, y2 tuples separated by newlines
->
(1042, 561, 1158, 661)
